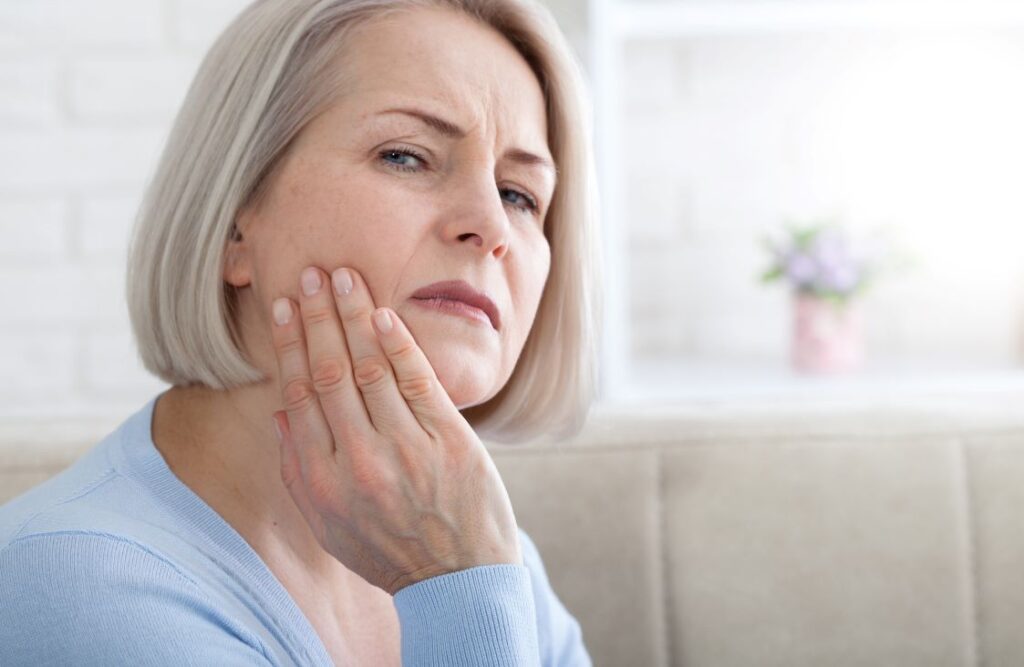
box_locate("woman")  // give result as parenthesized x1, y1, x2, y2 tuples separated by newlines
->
(0, 0, 600, 664)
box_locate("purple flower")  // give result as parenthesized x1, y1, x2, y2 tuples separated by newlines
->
(784, 251, 817, 287)
(810, 229, 849, 266)
(819, 262, 860, 294)
(762, 223, 887, 300)
(807, 231, 860, 294)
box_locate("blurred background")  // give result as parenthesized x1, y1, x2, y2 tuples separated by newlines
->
(3, 0, 1024, 419)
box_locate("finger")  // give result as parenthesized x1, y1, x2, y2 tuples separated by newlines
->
(273, 411, 326, 544)
(295, 266, 375, 447)
(329, 267, 424, 439)
(370, 306, 461, 440)
(269, 295, 338, 494)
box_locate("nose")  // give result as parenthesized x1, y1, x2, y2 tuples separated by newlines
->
(441, 168, 511, 260)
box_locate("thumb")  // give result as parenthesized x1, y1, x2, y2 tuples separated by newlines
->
(271, 410, 328, 545)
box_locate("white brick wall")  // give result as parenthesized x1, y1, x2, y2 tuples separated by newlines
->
(0, 1, 166, 52)
(9, 0, 1013, 420)
(68, 56, 200, 121)
(0, 0, 251, 419)
(0, 0, 587, 420)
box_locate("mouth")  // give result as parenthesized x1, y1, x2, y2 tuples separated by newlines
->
(410, 297, 495, 328)
(410, 280, 501, 331)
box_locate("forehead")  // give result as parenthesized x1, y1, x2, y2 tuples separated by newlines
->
(337, 7, 549, 144)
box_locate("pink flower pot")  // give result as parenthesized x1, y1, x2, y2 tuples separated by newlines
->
(791, 293, 864, 374)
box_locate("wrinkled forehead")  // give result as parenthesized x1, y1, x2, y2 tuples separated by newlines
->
(335, 8, 550, 147)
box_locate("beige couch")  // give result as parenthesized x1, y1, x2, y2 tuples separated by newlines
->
(3, 393, 1024, 666)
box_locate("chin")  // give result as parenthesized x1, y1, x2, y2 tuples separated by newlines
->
(404, 314, 500, 407)
(426, 350, 496, 410)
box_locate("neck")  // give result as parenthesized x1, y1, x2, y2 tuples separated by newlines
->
(152, 382, 339, 575)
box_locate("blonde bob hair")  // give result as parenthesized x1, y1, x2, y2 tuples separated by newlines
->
(126, 0, 602, 444)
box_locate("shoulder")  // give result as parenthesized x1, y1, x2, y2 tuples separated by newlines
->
(0, 436, 118, 544)
(0, 459, 174, 566)
(0, 396, 170, 550)
(1, 417, 182, 557)
(0, 531, 272, 665)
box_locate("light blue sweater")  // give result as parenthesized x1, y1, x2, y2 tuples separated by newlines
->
(0, 395, 591, 666)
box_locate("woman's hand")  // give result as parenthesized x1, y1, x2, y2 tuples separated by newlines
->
(269, 266, 522, 596)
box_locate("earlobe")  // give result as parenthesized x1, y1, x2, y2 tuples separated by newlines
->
(223, 221, 253, 288)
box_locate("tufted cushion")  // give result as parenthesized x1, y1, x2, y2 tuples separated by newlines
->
(4, 394, 1024, 666)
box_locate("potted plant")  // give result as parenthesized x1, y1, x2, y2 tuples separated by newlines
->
(761, 222, 888, 374)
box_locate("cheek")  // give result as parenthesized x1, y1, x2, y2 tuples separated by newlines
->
(328, 168, 435, 244)
(262, 168, 423, 275)
(508, 240, 551, 340)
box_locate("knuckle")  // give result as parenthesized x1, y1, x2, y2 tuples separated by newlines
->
(276, 336, 305, 357)
(397, 375, 435, 403)
(348, 449, 390, 490)
(446, 443, 475, 471)
(374, 411, 410, 438)
(281, 377, 318, 412)
(342, 308, 373, 327)
(442, 434, 479, 468)
(303, 307, 335, 327)
(391, 341, 420, 362)
(310, 357, 350, 393)
(344, 446, 391, 493)
(353, 357, 390, 391)
(394, 435, 428, 474)
(306, 466, 340, 509)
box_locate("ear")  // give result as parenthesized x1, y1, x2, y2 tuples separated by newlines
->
(223, 211, 254, 288)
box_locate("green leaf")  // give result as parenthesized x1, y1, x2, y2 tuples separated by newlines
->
(793, 225, 821, 249)
(760, 266, 784, 283)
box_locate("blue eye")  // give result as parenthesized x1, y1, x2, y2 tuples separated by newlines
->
(379, 147, 425, 172)
(501, 188, 539, 213)
(379, 147, 540, 215)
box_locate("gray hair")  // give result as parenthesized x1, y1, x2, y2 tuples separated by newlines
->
(126, 0, 602, 444)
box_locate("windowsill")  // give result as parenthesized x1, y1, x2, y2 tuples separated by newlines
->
(614, 358, 1024, 404)
(549, 359, 1024, 448)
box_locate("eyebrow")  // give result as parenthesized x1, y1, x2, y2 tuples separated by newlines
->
(375, 107, 557, 175)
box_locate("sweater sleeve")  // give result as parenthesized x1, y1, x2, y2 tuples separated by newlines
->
(517, 530, 592, 667)
(393, 561, 541, 666)
(0, 532, 276, 667)
(392, 528, 591, 667)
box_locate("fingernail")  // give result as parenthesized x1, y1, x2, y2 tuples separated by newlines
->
(373, 308, 393, 334)
(301, 267, 321, 296)
(273, 298, 292, 325)
(333, 268, 353, 296)
(272, 416, 283, 442)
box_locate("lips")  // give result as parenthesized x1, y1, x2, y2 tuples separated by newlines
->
(410, 280, 501, 330)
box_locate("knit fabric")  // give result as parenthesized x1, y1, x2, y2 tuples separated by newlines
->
(0, 394, 591, 666)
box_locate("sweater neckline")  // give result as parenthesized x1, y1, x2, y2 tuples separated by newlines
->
(113, 390, 335, 666)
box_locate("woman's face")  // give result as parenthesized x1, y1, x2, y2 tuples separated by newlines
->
(227, 7, 555, 410)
